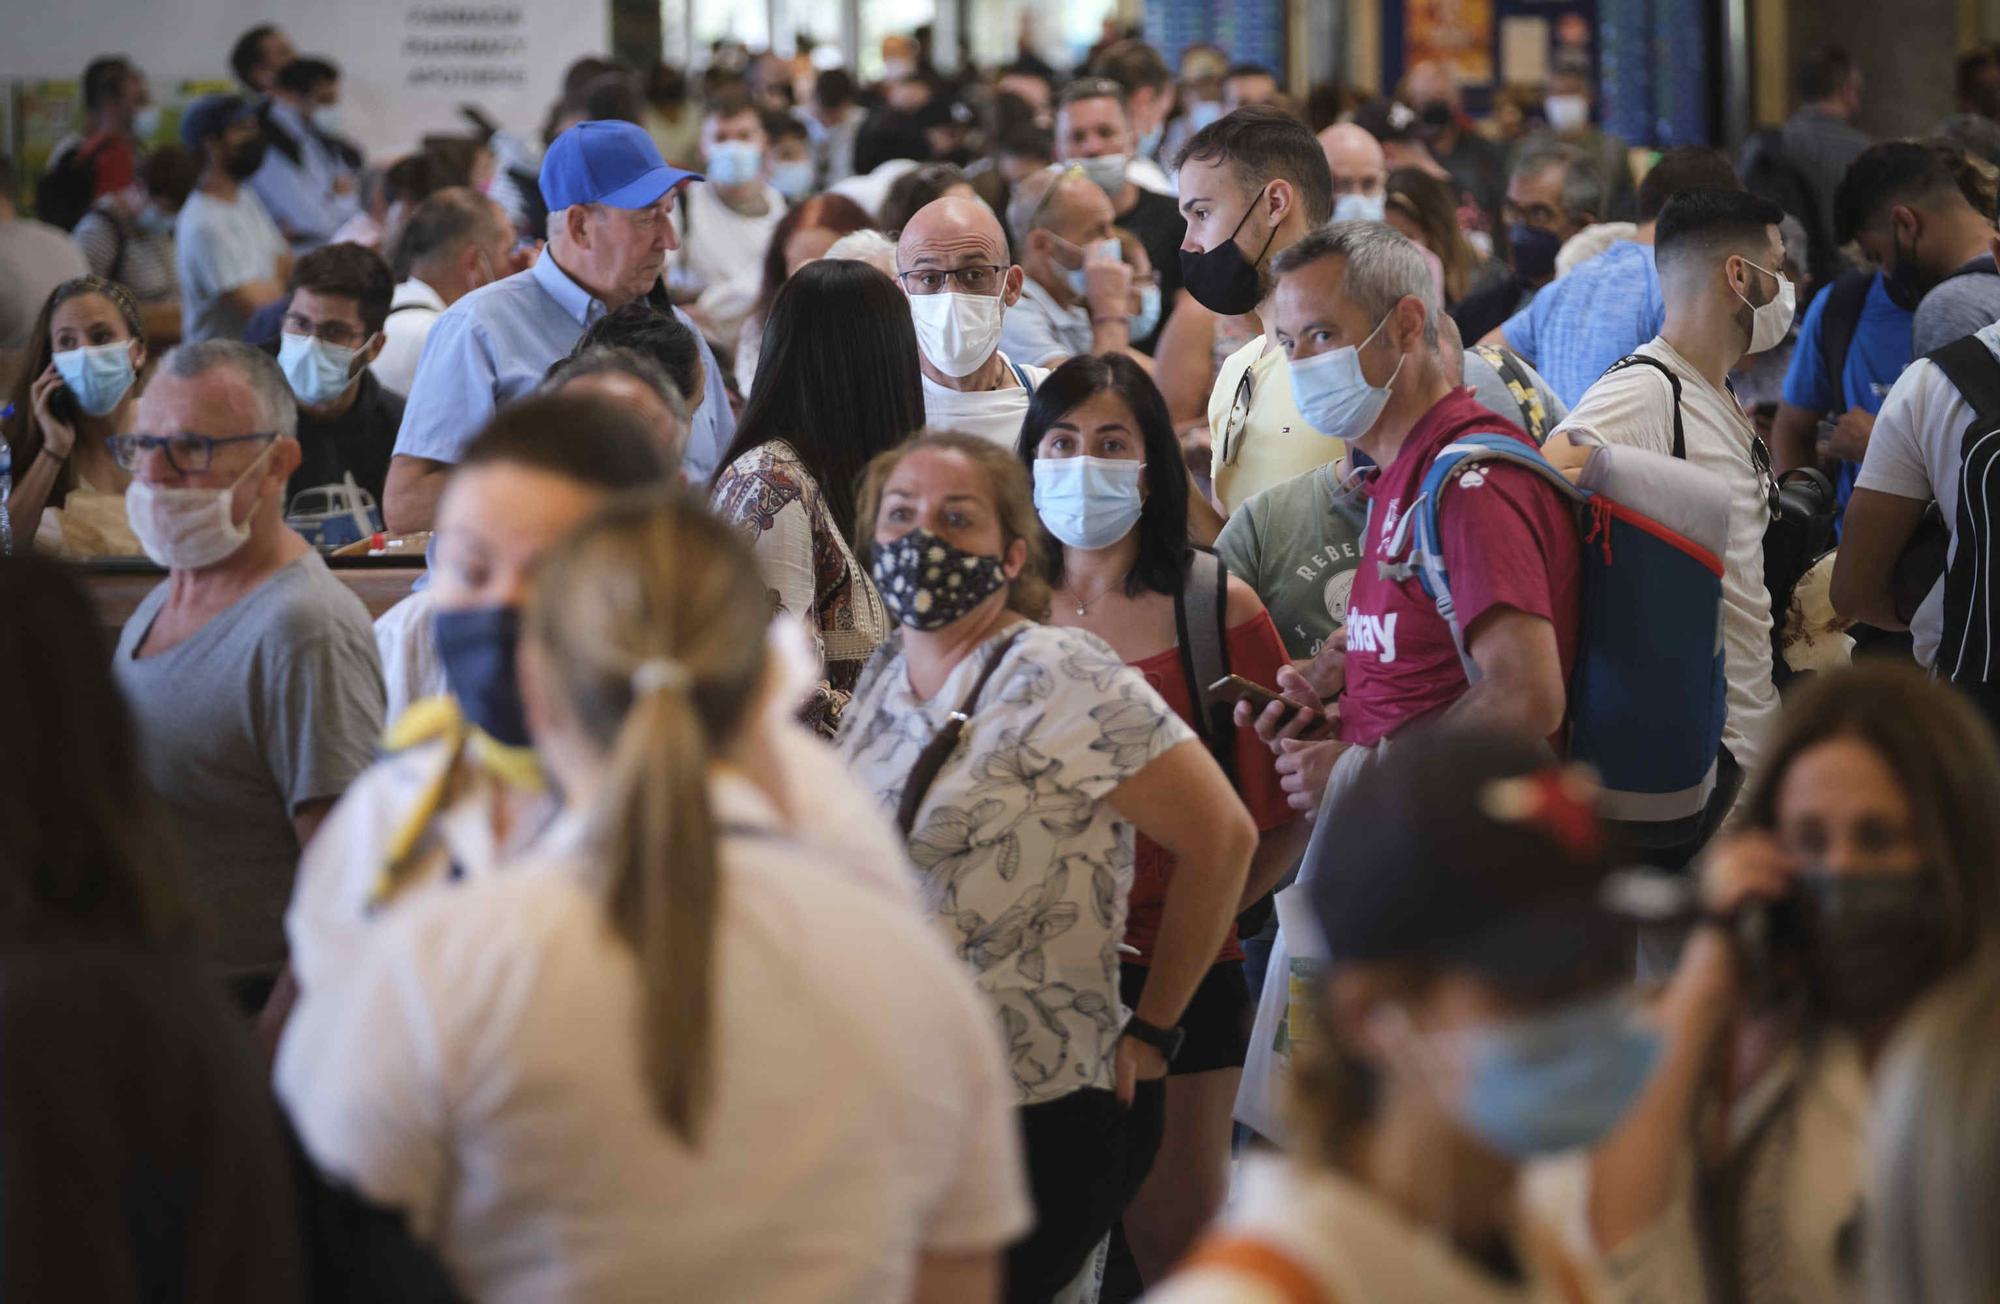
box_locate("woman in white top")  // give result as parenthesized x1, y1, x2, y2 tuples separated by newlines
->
(835, 430, 1256, 1302)
(1152, 729, 1655, 1304)
(279, 491, 1030, 1304)
(1, 277, 146, 556)
(712, 259, 924, 736)
(1562, 663, 2000, 1304)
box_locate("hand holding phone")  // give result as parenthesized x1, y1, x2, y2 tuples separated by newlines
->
(1214, 671, 1333, 747)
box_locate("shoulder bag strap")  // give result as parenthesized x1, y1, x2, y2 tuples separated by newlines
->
(894, 627, 1029, 838)
(1602, 353, 1686, 460)
(1173, 548, 1237, 782)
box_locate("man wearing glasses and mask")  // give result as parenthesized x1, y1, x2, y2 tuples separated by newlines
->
(384, 119, 732, 530)
(897, 194, 1051, 448)
(274, 242, 403, 512)
(109, 340, 385, 1013)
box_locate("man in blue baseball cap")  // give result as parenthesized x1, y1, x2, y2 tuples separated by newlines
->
(383, 118, 731, 531)
(175, 93, 291, 343)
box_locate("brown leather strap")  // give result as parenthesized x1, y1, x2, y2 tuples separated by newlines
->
(1175, 1235, 1332, 1304)
(894, 628, 1027, 838)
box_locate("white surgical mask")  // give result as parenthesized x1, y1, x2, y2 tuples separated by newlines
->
(707, 140, 764, 186)
(1736, 258, 1797, 354)
(1131, 282, 1163, 338)
(882, 58, 916, 82)
(770, 158, 815, 200)
(1333, 191, 1387, 224)
(278, 332, 362, 408)
(132, 105, 162, 140)
(1077, 153, 1128, 196)
(908, 289, 1005, 377)
(1545, 94, 1590, 134)
(124, 440, 275, 570)
(52, 340, 138, 417)
(310, 104, 343, 136)
(1034, 455, 1144, 550)
(1288, 315, 1405, 443)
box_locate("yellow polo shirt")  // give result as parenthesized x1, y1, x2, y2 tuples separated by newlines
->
(1207, 332, 1346, 515)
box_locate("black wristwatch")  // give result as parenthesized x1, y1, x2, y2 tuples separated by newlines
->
(1121, 1014, 1186, 1063)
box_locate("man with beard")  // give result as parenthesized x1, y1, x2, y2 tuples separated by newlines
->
(175, 95, 291, 343)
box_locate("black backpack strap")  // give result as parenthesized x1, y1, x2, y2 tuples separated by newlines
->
(1929, 333, 2000, 420)
(1929, 336, 2000, 688)
(1603, 353, 1686, 460)
(1815, 268, 1874, 416)
(1173, 548, 1237, 783)
(895, 628, 1029, 838)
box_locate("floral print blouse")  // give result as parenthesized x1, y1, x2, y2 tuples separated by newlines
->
(712, 440, 889, 737)
(835, 622, 1194, 1105)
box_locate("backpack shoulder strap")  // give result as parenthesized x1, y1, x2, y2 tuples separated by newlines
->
(1007, 357, 1038, 393)
(1602, 353, 1686, 459)
(1817, 268, 1875, 415)
(1927, 334, 2000, 424)
(1173, 548, 1236, 781)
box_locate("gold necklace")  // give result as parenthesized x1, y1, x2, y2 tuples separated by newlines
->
(1062, 575, 1123, 616)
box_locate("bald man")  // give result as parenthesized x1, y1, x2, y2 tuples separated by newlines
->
(1319, 123, 1390, 223)
(896, 195, 1051, 446)
(1000, 168, 1151, 369)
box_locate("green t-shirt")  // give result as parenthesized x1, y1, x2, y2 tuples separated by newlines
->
(1215, 463, 1369, 662)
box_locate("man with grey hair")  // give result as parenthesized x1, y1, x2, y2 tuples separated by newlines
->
(1236, 221, 1581, 816)
(1453, 142, 1605, 343)
(371, 187, 520, 397)
(110, 339, 385, 1008)
(998, 166, 1140, 368)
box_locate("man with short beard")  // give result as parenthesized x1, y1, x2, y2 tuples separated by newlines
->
(174, 95, 290, 343)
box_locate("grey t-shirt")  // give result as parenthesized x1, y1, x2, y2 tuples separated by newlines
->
(1215, 463, 1369, 662)
(113, 552, 385, 977)
(1913, 257, 2000, 357)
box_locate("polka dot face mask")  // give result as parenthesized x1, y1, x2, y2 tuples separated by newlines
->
(870, 527, 1010, 631)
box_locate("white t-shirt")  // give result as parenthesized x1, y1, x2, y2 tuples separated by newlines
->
(278, 774, 1030, 1304)
(374, 587, 443, 723)
(671, 181, 785, 348)
(371, 278, 447, 398)
(1553, 336, 1780, 773)
(1850, 321, 2000, 668)
(174, 187, 287, 343)
(921, 353, 1050, 449)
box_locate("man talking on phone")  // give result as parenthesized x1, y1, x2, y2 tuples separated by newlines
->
(1235, 220, 1581, 819)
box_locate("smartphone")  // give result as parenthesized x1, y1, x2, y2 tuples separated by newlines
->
(1208, 674, 1287, 713)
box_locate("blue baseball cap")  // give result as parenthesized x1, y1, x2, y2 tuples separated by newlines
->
(539, 120, 702, 211)
(180, 93, 255, 152)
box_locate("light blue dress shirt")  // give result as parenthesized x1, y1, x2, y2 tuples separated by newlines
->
(393, 251, 734, 473)
(246, 100, 360, 251)
(1500, 241, 1666, 408)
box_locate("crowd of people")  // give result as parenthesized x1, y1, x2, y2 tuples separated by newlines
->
(7, 17, 2000, 1304)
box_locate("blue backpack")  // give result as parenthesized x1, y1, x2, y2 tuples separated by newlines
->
(1382, 433, 1734, 845)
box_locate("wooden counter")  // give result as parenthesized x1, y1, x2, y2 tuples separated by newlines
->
(77, 557, 426, 633)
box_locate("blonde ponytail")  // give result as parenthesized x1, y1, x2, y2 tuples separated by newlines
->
(526, 490, 771, 1146)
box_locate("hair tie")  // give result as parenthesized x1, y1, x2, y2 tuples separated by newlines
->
(630, 657, 692, 696)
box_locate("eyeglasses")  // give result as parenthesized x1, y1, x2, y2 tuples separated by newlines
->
(282, 312, 366, 349)
(897, 264, 1007, 295)
(1750, 434, 1782, 522)
(1219, 369, 1254, 467)
(107, 431, 277, 475)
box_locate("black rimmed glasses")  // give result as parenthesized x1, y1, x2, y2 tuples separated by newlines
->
(107, 432, 278, 475)
(897, 265, 1008, 295)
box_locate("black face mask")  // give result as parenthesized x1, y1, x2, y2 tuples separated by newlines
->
(871, 528, 1009, 631)
(1418, 101, 1454, 128)
(1799, 871, 1951, 1030)
(225, 138, 268, 181)
(434, 605, 532, 747)
(1884, 226, 1937, 312)
(1179, 192, 1281, 316)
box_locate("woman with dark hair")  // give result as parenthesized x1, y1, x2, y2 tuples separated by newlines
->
(1383, 166, 1506, 308)
(732, 192, 875, 392)
(0, 555, 302, 1298)
(1556, 663, 2000, 1302)
(2, 276, 147, 555)
(1015, 353, 1306, 1287)
(711, 258, 925, 736)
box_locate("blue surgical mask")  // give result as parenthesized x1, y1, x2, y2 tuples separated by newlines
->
(132, 105, 162, 140)
(1187, 100, 1225, 131)
(278, 332, 362, 408)
(1130, 282, 1163, 339)
(770, 158, 815, 200)
(1333, 191, 1387, 224)
(1063, 237, 1123, 299)
(706, 140, 764, 186)
(52, 340, 137, 417)
(310, 104, 343, 136)
(1288, 315, 1404, 443)
(1137, 124, 1164, 159)
(137, 205, 176, 236)
(1451, 993, 1661, 1159)
(435, 605, 532, 747)
(1034, 455, 1145, 551)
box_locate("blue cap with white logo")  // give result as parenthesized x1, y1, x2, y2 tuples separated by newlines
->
(538, 120, 703, 211)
